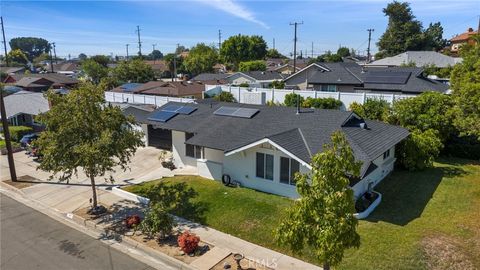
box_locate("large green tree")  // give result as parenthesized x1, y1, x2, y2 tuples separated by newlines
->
(7, 49, 28, 66)
(81, 59, 109, 84)
(423, 22, 448, 51)
(183, 43, 218, 75)
(9, 37, 50, 61)
(36, 83, 144, 210)
(450, 35, 480, 139)
(275, 131, 361, 270)
(377, 1, 425, 57)
(113, 59, 155, 83)
(220, 34, 267, 69)
(238, 60, 266, 72)
(265, 48, 286, 59)
(336, 47, 351, 57)
(163, 53, 185, 79)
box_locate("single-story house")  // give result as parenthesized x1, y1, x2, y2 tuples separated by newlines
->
(1, 90, 50, 127)
(112, 80, 206, 99)
(0, 66, 26, 75)
(114, 103, 155, 145)
(284, 62, 449, 94)
(366, 51, 462, 68)
(43, 61, 79, 75)
(226, 71, 285, 88)
(141, 101, 409, 199)
(144, 60, 169, 78)
(111, 83, 144, 93)
(4, 73, 79, 92)
(191, 73, 230, 82)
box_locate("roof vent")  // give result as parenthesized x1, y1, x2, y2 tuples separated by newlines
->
(360, 122, 368, 129)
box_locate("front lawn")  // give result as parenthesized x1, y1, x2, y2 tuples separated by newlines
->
(124, 158, 480, 269)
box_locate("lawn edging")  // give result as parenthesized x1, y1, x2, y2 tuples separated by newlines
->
(112, 186, 150, 205)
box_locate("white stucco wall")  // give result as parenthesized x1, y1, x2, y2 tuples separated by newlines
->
(351, 145, 396, 198)
(172, 130, 196, 168)
(223, 142, 309, 198)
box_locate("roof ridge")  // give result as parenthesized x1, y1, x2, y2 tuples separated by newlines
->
(344, 66, 363, 83)
(297, 128, 313, 158)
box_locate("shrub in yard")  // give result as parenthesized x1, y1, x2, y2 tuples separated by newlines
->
(284, 93, 304, 107)
(5, 126, 33, 142)
(349, 99, 391, 121)
(161, 161, 176, 171)
(396, 129, 443, 171)
(302, 97, 342, 109)
(125, 214, 141, 229)
(213, 91, 235, 102)
(139, 204, 175, 239)
(177, 231, 200, 254)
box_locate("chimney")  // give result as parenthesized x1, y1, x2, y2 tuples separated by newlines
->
(468, 27, 474, 32)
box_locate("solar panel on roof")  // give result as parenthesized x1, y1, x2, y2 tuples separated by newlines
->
(147, 111, 178, 122)
(214, 106, 259, 119)
(214, 106, 239, 116)
(232, 108, 259, 118)
(364, 71, 411, 84)
(176, 106, 197, 115)
(162, 105, 183, 112)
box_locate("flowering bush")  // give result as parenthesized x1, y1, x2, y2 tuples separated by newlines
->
(125, 214, 141, 229)
(177, 231, 200, 254)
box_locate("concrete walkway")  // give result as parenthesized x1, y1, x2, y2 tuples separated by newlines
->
(0, 149, 321, 270)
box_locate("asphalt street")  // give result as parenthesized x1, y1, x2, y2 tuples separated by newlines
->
(0, 194, 156, 270)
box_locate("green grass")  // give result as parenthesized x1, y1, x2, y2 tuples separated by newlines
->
(0, 140, 5, 148)
(124, 158, 480, 269)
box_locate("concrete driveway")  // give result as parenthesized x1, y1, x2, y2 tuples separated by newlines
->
(0, 146, 185, 185)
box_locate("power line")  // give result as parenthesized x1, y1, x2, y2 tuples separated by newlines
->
(289, 21, 303, 73)
(136, 25, 142, 56)
(366, 29, 374, 63)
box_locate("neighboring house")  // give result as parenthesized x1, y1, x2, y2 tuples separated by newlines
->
(1, 90, 49, 127)
(226, 71, 285, 88)
(112, 80, 207, 99)
(4, 73, 79, 92)
(367, 51, 462, 68)
(111, 83, 144, 93)
(284, 62, 449, 95)
(450, 27, 479, 53)
(191, 73, 229, 83)
(44, 61, 79, 75)
(141, 101, 409, 199)
(113, 103, 155, 145)
(266, 58, 286, 71)
(0, 66, 26, 75)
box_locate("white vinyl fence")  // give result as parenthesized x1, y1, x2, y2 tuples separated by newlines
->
(105, 91, 195, 107)
(206, 85, 415, 110)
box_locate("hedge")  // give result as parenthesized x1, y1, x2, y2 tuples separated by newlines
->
(2, 126, 33, 142)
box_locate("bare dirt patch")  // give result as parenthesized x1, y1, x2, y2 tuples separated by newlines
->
(210, 253, 274, 270)
(128, 233, 212, 264)
(3, 175, 41, 189)
(73, 204, 112, 223)
(421, 234, 476, 270)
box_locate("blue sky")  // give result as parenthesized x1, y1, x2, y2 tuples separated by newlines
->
(1, 0, 479, 58)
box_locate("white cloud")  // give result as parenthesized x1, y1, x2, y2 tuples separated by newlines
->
(195, 0, 269, 29)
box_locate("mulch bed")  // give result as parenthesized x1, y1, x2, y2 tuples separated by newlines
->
(210, 253, 274, 270)
(128, 233, 212, 264)
(3, 175, 41, 189)
(73, 204, 112, 223)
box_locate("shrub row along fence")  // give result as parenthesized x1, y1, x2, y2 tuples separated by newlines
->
(105, 92, 195, 107)
(205, 85, 415, 110)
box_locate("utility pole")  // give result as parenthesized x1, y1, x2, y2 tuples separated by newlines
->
(152, 43, 157, 64)
(311, 42, 314, 58)
(125, 44, 129, 60)
(289, 21, 303, 74)
(52, 42, 57, 64)
(273, 38, 275, 50)
(366, 28, 374, 63)
(0, 16, 17, 182)
(136, 25, 142, 56)
(173, 43, 179, 82)
(218, 29, 222, 50)
(49, 43, 54, 73)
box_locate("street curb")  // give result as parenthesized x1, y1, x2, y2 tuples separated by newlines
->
(0, 183, 197, 270)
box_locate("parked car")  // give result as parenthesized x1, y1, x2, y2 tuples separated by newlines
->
(20, 133, 40, 147)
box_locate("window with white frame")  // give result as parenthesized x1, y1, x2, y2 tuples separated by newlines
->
(321, 85, 337, 92)
(383, 149, 391, 160)
(256, 152, 274, 180)
(280, 157, 300, 185)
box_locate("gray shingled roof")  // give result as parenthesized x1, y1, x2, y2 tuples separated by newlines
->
(229, 71, 284, 81)
(295, 63, 449, 94)
(367, 51, 462, 68)
(192, 73, 230, 81)
(145, 101, 409, 177)
(2, 91, 49, 119)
